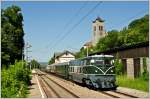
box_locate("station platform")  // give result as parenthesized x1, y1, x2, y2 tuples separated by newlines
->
(28, 70, 43, 98)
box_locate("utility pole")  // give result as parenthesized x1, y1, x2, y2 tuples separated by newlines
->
(25, 42, 32, 69)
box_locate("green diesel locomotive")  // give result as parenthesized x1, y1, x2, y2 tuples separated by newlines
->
(46, 55, 117, 89)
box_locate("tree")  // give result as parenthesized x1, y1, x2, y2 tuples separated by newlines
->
(94, 30, 119, 52)
(75, 47, 87, 58)
(29, 59, 40, 69)
(48, 57, 55, 65)
(2, 5, 24, 68)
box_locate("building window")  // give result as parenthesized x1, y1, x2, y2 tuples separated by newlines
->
(94, 26, 96, 31)
(99, 26, 103, 31)
(101, 26, 103, 31)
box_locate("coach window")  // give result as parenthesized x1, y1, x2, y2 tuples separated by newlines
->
(77, 67, 78, 73)
(78, 67, 80, 73)
(79, 67, 81, 73)
(70, 67, 72, 72)
(72, 67, 73, 72)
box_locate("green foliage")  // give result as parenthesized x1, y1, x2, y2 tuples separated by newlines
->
(141, 57, 149, 81)
(95, 30, 119, 52)
(1, 61, 31, 98)
(29, 59, 41, 69)
(114, 57, 123, 75)
(1, 5, 24, 67)
(75, 47, 87, 58)
(48, 57, 55, 65)
(116, 75, 149, 92)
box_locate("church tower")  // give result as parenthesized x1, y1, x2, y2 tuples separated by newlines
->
(92, 17, 106, 46)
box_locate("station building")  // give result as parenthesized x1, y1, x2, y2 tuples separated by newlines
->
(54, 50, 75, 63)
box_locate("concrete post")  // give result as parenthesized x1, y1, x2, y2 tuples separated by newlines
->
(127, 58, 134, 79)
(146, 57, 149, 72)
(140, 57, 144, 75)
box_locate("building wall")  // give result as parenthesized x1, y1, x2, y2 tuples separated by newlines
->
(55, 53, 75, 63)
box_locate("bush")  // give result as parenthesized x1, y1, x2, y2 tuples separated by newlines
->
(114, 59, 123, 75)
(141, 57, 149, 81)
(1, 61, 31, 98)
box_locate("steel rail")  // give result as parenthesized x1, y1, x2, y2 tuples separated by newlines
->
(113, 91, 138, 98)
(45, 75, 80, 98)
(38, 76, 52, 98)
(40, 76, 62, 98)
(99, 91, 120, 98)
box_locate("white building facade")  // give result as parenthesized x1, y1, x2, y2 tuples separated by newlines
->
(54, 51, 75, 63)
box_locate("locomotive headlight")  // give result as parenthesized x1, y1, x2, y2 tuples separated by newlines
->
(111, 70, 113, 72)
(95, 70, 98, 72)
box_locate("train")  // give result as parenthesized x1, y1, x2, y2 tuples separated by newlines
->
(46, 55, 117, 89)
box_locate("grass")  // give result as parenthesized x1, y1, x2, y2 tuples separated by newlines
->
(116, 75, 149, 92)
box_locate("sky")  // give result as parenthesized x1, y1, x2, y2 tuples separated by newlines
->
(1, 1, 149, 62)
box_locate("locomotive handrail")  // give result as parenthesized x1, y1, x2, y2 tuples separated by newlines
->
(88, 65, 105, 74)
(104, 66, 115, 75)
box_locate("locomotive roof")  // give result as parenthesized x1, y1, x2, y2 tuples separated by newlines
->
(87, 55, 114, 58)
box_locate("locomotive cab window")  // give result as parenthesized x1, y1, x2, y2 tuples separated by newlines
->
(104, 58, 114, 66)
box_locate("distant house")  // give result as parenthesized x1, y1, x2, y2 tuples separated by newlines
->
(83, 41, 92, 49)
(54, 50, 75, 63)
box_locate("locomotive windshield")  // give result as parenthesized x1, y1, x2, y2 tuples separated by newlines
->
(89, 57, 114, 66)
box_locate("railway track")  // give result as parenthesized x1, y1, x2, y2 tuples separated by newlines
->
(37, 70, 139, 98)
(38, 75, 53, 97)
(99, 91, 138, 98)
(36, 70, 80, 98)
(112, 91, 138, 98)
